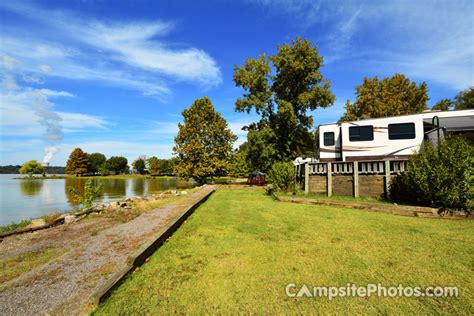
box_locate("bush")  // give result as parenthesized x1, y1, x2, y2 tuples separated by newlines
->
(391, 136, 473, 212)
(67, 179, 103, 208)
(269, 161, 296, 193)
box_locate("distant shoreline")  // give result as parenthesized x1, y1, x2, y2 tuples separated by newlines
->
(11, 174, 177, 180)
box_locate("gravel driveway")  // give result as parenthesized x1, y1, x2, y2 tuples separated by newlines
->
(0, 185, 216, 315)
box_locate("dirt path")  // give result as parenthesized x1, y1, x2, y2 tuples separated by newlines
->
(0, 185, 216, 315)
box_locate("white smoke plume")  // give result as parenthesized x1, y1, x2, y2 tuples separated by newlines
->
(2, 55, 64, 164)
(43, 146, 58, 164)
(29, 91, 63, 164)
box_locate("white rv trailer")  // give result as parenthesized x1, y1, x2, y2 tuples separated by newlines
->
(317, 109, 474, 162)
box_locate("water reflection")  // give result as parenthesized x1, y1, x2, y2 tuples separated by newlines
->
(1, 175, 196, 226)
(132, 178, 145, 196)
(102, 179, 126, 198)
(20, 179, 44, 197)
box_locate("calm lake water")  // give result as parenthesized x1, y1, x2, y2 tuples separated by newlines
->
(0, 174, 194, 226)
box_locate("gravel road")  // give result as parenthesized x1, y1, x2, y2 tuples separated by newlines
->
(0, 185, 216, 315)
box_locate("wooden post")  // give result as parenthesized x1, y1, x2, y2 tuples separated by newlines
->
(353, 161, 359, 198)
(384, 160, 391, 200)
(327, 162, 332, 197)
(304, 163, 309, 194)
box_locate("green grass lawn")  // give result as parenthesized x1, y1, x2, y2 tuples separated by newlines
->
(96, 187, 474, 314)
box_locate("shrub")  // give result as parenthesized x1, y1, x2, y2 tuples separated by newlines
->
(67, 179, 103, 208)
(391, 136, 473, 212)
(269, 161, 296, 193)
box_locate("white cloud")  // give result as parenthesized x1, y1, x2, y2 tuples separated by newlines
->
(35, 89, 75, 98)
(2, 75, 18, 90)
(0, 2, 222, 96)
(252, 0, 474, 90)
(1, 54, 17, 70)
(149, 121, 180, 135)
(39, 64, 51, 73)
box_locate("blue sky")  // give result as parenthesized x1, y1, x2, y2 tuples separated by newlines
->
(1, 0, 473, 165)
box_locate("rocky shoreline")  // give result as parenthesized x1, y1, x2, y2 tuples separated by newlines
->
(0, 189, 191, 239)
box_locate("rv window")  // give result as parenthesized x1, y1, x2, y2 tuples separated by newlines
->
(323, 132, 335, 146)
(349, 125, 374, 141)
(388, 123, 416, 140)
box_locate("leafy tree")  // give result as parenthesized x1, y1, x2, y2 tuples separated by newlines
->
(87, 153, 106, 173)
(132, 156, 147, 174)
(228, 147, 252, 177)
(158, 158, 176, 175)
(147, 156, 160, 175)
(66, 148, 89, 176)
(432, 98, 455, 111)
(174, 97, 237, 184)
(454, 87, 474, 110)
(339, 73, 428, 122)
(431, 87, 473, 111)
(105, 156, 128, 174)
(234, 37, 335, 171)
(19, 160, 45, 177)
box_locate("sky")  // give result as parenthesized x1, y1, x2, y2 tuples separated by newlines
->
(0, 0, 473, 166)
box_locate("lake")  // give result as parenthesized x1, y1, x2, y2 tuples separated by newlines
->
(0, 174, 194, 226)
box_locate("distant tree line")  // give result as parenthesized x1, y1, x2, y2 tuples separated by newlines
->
(64, 147, 176, 176)
(0, 164, 65, 174)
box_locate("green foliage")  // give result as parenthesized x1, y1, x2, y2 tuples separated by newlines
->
(234, 37, 335, 172)
(454, 87, 474, 110)
(340, 74, 428, 122)
(132, 156, 147, 174)
(147, 156, 160, 174)
(432, 98, 455, 111)
(67, 179, 103, 208)
(158, 158, 177, 175)
(105, 156, 128, 174)
(174, 97, 237, 185)
(66, 148, 89, 176)
(98, 164, 110, 176)
(268, 161, 296, 193)
(391, 137, 474, 211)
(227, 148, 252, 177)
(147, 157, 177, 175)
(243, 124, 278, 173)
(431, 87, 473, 111)
(87, 153, 106, 173)
(19, 160, 45, 177)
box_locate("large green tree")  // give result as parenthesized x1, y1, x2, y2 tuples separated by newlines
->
(132, 156, 147, 174)
(87, 153, 106, 173)
(173, 97, 237, 184)
(147, 156, 160, 175)
(19, 160, 45, 177)
(339, 73, 429, 122)
(66, 148, 89, 176)
(105, 156, 128, 174)
(234, 37, 335, 171)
